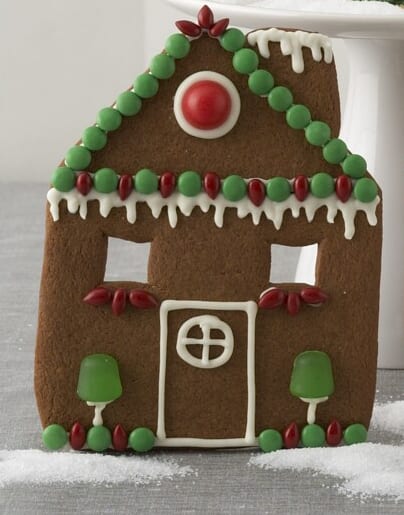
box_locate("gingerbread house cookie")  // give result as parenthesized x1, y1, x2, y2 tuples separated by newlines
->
(36, 5, 382, 453)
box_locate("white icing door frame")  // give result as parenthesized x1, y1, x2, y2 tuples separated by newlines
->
(156, 300, 258, 448)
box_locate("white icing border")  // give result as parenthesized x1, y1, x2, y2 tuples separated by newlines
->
(157, 300, 258, 447)
(47, 186, 380, 241)
(173, 71, 241, 139)
(247, 28, 333, 74)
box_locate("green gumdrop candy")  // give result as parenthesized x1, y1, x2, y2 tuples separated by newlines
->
(77, 354, 122, 403)
(129, 427, 155, 452)
(259, 429, 283, 453)
(290, 350, 334, 399)
(344, 423, 367, 445)
(87, 426, 112, 452)
(42, 424, 68, 450)
(301, 424, 325, 448)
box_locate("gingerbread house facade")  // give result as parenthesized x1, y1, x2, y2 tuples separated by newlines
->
(36, 6, 382, 452)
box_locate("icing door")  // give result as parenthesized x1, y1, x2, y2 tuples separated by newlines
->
(157, 300, 257, 447)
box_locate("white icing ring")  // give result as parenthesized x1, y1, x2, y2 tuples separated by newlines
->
(173, 71, 241, 139)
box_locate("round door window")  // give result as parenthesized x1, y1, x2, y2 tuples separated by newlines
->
(176, 315, 234, 369)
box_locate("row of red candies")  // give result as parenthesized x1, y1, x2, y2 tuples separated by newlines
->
(83, 287, 159, 316)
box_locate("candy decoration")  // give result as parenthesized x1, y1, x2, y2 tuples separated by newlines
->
(209, 19, 230, 38)
(343, 423, 368, 445)
(248, 179, 266, 206)
(326, 419, 342, 446)
(175, 20, 202, 38)
(258, 429, 283, 453)
(220, 28, 246, 52)
(268, 86, 293, 112)
(112, 424, 128, 452)
(248, 69, 274, 96)
(342, 154, 367, 179)
(77, 354, 122, 404)
(178, 171, 202, 197)
(286, 104, 311, 130)
(258, 288, 286, 309)
(301, 424, 326, 448)
(323, 138, 348, 165)
(293, 175, 309, 201)
(305, 121, 331, 147)
(69, 422, 86, 450)
(129, 290, 159, 309)
(310, 172, 334, 199)
(335, 175, 352, 203)
(83, 287, 112, 306)
(76, 172, 92, 196)
(354, 178, 378, 203)
(118, 174, 134, 201)
(283, 422, 300, 449)
(116, 91, 142, 117)
(82, 126, 107, 151)
(96, 107, 122, 132)
(232, 48, 259, 75)
(112, 288, 127, 316)
(159, 172, 176, 198)
(87, 426, 112, 452)
(51, 167, 75, 192)
(286, 292, 301, 316)
(133, 74, 159, 99)
(222, 175, 247, 202)
(135, 168, 158, 194)
(94, 168, 119, 194)
(42, 424, 68, 450)
(198, 5, 214, 29)
(204, 172, 221, 199)
(165, 34, 191, 59)
(300, 287, 328, 305)
(65, 146, 92, 171)
(266, 177, 291, 202)
(149, 54, 176, 80)
(129, 427, 155, 452)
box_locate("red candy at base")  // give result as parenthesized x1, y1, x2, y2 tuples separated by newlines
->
(69, 422, 86, 450)
(326, 420, 342, 446)
(283, 422, 300, 449)
(112, 424, 128, 452)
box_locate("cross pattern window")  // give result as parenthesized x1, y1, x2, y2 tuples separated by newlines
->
(176, 315, 234, 369)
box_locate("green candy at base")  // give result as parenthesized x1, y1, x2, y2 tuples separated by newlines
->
(165, 33, 190, 59)
(222, 175, 246, 201)
(116, 91, 142, 116)
(248, 70, 274, 96)
(129, 427, 155, 452)
(134, 168, 158, 194)
(322, 138, 348, 164)
(301, 424, 325, 448)
(82, 126, 107, 151)
(286, 105, 311, 130)
(87, 426, 112, 452)
(305, 121, 331, 146)
(42, 424, 68, 450)
(178, 171, 202, 197)
(268, 86, 293, 112)
(232, 48, 259, 74)
(220, 28, 246, 52)
(134, 73, 159, 99)
(96, 107, 122, 132)
(149, 54, 175, 80)
(266, 177, 291, 202)
(290, 350, 334, 399)
(342, 154, 367, 179)
(77, 353, 122, 403)
(51, 167, 75, 192)
(344, 423, 367, 445)
(259, 429, 283, 453)
(310, 173, 334, 198)
(354, 178, 378, 203)
(93, 168, 119, 193)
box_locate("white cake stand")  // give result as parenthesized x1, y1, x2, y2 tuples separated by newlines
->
(167, 0, 404, 368)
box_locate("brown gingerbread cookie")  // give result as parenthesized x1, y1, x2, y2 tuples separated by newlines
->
(36, 5, 382, 453)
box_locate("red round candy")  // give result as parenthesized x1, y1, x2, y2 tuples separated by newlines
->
(181, 80, 232, 130)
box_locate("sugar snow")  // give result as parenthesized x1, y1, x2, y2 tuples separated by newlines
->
(214, 0, 403, 15)
(0, 450, 193, 487)
(372, 400, 404, 435)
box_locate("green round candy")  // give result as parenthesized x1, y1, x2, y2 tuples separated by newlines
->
(232, 48, 259, 75)
(286, 105, 311, 130)
(222, 175, 247, 202)
(65, 146, 91, 170)
(178, 171, 202, 197)
(42, 424, 68, 450)
(165, 33, 191, 59)
(149, 54, 175, 80)
(266, 177, 291, 202)
(133, 73, 159, 99)
(322, 138, 348, 165)
(305, 121, 331, 146)
(342, 154, 367, 179)
(51, 167, 75, 192)
(129, 427, 155, 452)
(96, 107, 122, 132)
(87, 426, 111, 452)
(301, 424, 325, 448)
(248, 70, 274, 96)
(268, 86, 294, 112)
(116, 91, 142, 117)
(77, 354, 122, 403)
(343, 423, 367, 445)
(94, 168, 118, 193)
(220, 28, 246, 52)
(82, 126, 107, 151)
(310, 173, 334, 198)
(259, 429, 283, 453)
(354, 178, 378, 203)
(134, 168, 158, 194)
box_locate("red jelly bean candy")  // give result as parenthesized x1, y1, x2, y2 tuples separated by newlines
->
(69, 422, 86, 450)
(83, 287, 112, 306)
(326, 420, 342, 446)
(286, 292, 301, 315)
(335, 175, 352, 203)
(209, 19, 230, 37)
(119, 174, 133, 201)
(294, 175, 309, 201)
(300, 287, 328, 305)
(112, 424, 128, 452)
(76, 172, 92, 196)
(198, 5, 214, 29)
(204, 172, 221, 200)
(129, 290, 159, 309)
(258, 288, 286, 309)
(248, 179, 266, 207)
(283, 422, 300, 449)
(175, 20, 202, 37)
(159, 172, 176, 198)
(112, 289, 127, 316)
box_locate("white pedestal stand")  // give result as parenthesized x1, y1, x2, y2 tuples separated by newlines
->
(166, 0, 404, 368)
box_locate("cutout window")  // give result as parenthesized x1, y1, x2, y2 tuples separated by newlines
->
(270, 243, 318, 285)
(104, 238, 151, 283)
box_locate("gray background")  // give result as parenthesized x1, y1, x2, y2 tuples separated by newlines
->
(1, 183, 403, 514)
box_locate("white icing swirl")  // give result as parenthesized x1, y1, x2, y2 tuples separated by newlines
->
(247, 28, 333, 73)
(47, 187, 380, 240)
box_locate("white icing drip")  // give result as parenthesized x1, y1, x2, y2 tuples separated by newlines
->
(47, 188, 380, 241)
(247, 28, 333, 74)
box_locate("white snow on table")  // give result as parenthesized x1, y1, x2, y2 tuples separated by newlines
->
(214, 0, 404, 15)
(372, 400, 404, 435)
(0, 450, 193, 487)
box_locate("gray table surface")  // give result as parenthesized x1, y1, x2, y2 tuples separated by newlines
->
(1, 182, 403, 514)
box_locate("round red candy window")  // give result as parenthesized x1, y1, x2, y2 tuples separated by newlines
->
(174, 71, 241, 139)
